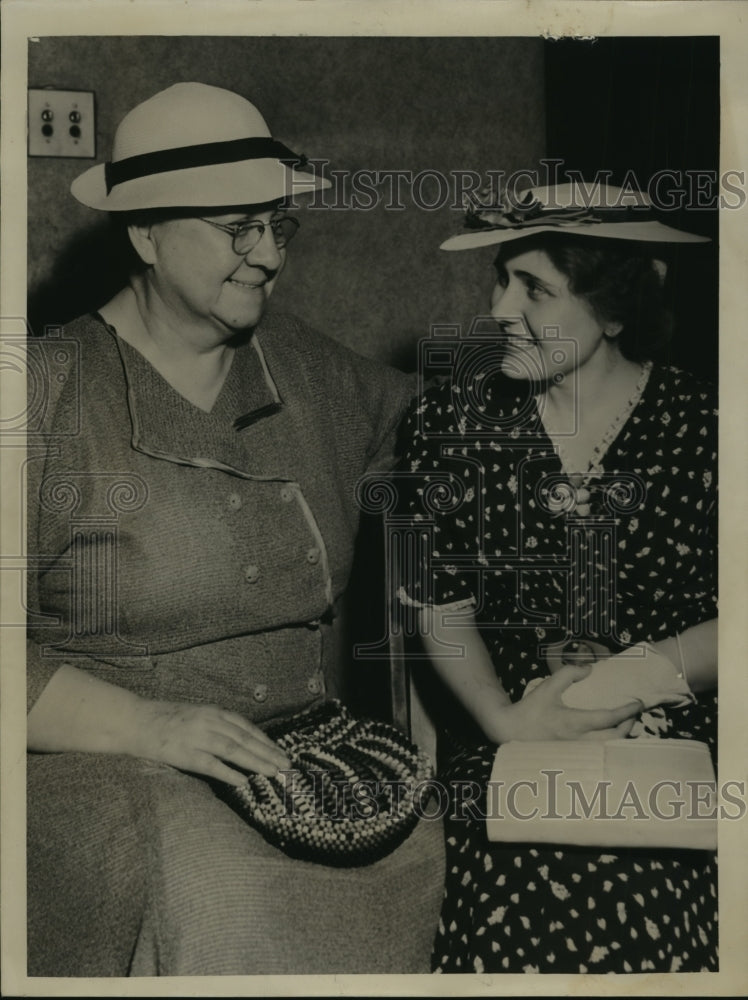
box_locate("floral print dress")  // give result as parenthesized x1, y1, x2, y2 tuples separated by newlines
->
(396, 361, 718, 974)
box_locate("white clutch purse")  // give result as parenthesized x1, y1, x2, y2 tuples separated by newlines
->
(486, 737, 717, 850)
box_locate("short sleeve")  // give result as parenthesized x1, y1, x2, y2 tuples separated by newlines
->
(393, 385, 479, 613)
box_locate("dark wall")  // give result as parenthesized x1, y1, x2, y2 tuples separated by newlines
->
(27, 35, 546, 369)
(544, 36, 719, 382)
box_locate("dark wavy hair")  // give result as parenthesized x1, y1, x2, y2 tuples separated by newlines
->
(495, 232, 674, 362)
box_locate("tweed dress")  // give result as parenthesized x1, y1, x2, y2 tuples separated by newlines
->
(26, 312, 445, 977)
(396, 361, 718, 974)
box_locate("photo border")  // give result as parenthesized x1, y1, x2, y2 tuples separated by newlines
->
(2, 2, 747, 996)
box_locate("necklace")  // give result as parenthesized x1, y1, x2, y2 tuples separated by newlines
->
(538, 361, 652, 517)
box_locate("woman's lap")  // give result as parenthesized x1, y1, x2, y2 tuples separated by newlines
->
(27, 752, 153, 976)
(434, 743, 718, 974)
(28, 750, 445, 976)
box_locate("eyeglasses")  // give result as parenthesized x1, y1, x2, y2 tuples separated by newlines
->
(198, 214, 300, 255)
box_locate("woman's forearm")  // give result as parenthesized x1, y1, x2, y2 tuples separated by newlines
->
(418, 606, 512, 742)
(27, 661, 290, 782)
(419, 607, 643, 744)
(27, 662, 149, 756)
(652, 617, 718, 693)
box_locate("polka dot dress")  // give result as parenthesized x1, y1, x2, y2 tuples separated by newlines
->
(397, 362, 718, 973)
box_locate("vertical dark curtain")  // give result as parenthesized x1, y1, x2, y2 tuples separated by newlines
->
(544, 36, 719, 382)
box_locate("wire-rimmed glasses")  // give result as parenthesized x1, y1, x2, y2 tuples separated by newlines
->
(198, 214, 300, 255)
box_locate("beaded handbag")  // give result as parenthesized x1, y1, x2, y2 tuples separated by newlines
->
(224, 699, 435, 867)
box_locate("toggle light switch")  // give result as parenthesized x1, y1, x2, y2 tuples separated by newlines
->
(28, 89, 96, 158)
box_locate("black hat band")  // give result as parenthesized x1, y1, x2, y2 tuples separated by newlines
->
(104, 137, 304, 194)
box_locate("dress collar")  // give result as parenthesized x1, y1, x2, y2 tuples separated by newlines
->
(97, 315, 285, 475)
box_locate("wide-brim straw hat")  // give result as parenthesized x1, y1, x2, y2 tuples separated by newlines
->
(72, 82, 331, 211)
(441, 183, 711, 250)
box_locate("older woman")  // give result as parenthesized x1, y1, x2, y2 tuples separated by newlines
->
(396, 183, 717, 973)
(26, 82, 444, 976)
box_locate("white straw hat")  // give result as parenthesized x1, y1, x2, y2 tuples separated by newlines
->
(441, 183, 711, 250)
(71, 82, 331, 211)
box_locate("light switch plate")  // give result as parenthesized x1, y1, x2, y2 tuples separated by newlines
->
(28, 88, 96, 158)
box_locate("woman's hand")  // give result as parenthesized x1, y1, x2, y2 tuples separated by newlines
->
(491, 665, 642, 744)
(133, 699, 291, 786)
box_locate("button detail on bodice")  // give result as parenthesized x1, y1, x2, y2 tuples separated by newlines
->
(306, 673, 324, 695)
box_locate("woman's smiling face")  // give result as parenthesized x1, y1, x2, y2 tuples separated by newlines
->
(490, 247, 618, 382)
(131, 206, 287, 341)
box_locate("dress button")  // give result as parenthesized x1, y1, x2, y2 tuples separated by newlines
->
(306, 547, 321, 565)
(227, 492, 242, 511)
(307, 676, 322, 695)
(244, 564, 260, 584)
(280, 486, 294, 503)
(253, 684, 268, 703)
